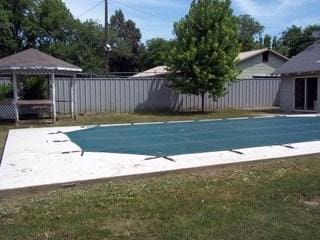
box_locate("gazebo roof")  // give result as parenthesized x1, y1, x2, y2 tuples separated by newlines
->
(0, 48, 82, 73)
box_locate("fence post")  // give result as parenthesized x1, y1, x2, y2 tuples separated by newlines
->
(12, 72, 19, 124)
(51, 73, 57, 124)
(70, 75, 76, 120)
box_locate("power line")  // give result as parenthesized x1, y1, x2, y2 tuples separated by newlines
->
(109, 0, 170, 22)
(77, 0, 104, 18)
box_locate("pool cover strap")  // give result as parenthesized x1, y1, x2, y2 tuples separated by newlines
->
(145, 156, 176, 162)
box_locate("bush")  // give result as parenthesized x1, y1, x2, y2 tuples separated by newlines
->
(20, 76, 48, 100)
(0, 84, 13, 101)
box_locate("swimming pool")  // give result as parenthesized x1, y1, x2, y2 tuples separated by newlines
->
(66, 116, 320, 156)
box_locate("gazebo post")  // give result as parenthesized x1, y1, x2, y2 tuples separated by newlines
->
(51, 72, 57, 124)
(70, 74, 76, 120)
(12, 72, 19, 124)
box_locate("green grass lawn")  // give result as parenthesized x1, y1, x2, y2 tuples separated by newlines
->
(1, 109, 319, 239)
(0, 155, 319, 239)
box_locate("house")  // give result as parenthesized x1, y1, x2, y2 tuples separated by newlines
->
(132, 66, 168, 78)
(275, 42, 320, 113)
(237, 48, 288, 78)
(133, 48, 288, 78)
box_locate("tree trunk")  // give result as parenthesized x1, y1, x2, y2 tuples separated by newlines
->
(201, 92, 205, 113)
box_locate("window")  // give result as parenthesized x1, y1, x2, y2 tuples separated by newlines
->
(262, 51, 269, 62)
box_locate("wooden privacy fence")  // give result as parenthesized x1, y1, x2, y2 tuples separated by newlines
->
(0, 77, 280, 116)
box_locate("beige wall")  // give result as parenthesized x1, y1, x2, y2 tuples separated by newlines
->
(237, 52, 286, 79)
(280, 75, 320, 113)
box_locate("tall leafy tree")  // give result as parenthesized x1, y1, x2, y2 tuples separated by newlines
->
(142, 38, 172, 69)
(276, 24, 320, 57)
(263, 34, 272, 48)
(300, 24, 320, 51)
(280, 25, 303, 57)
(0, 0, 38, 56)
(0, 2, 145, 73)
(271, 36, 280, 51)
(50, 20, 106, 74)
(37, 0, 75, 48)
(168, 0, 240, 112)
(237, 14, 264, 51)
(109, 10, 144, 72)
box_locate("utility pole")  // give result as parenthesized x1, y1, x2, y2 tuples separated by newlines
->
(105, 0, 109, 75)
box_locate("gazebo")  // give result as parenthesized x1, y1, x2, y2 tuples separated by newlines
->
(0, 48, 82, 123)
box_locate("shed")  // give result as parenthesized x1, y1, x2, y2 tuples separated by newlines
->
(0, 48, 82, 123)
(275, 42, 320, 113)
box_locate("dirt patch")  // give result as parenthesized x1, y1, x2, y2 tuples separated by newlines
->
(302, 196, 320, 207)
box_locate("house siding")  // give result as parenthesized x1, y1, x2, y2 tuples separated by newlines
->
(237, 52, 287, 79)
(280, 76, 294, 112)
(280, 75, 320, 113)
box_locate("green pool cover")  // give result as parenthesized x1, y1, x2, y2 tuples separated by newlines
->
(66, 117, 320, 156)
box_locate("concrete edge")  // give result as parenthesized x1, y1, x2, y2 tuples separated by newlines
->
(0, 153, 319, 199)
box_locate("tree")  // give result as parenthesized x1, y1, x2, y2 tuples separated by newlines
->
(143, 38, 172, 69)
(300, 24, 320, 51)
(0, 0, 38, 56)
(168, 0, 240, 112)
(263, 34, 272, 48)
(109, 10, 144, 72)
(237, 14, 264, 51)
(276, 24, 320, 57)
(37, 0, 75, 48)
(280, 25, 303, 57)
(49, 20, 106, 74)
(0, 1, 145, 74)
(271, 36, 281, 51)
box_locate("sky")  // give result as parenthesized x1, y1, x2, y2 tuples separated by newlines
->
(62, 0, 320, 42)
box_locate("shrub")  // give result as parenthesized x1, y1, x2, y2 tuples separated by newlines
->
(20, 76, 48, 100)
(0, 84, 13, 101)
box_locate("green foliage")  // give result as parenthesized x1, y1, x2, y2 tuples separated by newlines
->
(37, 0, 75, 47)
(109, 10, 144, 72)
(19, 76, 48, 100)
(263, 34, 272, 48)
(0, 0, 38, 57)
(142, 38, 172, 69)
(0, 84, 13, 101)
(168, 0, 240, 111)
(275, 24, 320, 57)
(0, 2, 145, 74)
(237, 14, 265, 51)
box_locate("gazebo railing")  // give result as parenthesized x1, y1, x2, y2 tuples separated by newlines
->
(17, 100, 53, 120)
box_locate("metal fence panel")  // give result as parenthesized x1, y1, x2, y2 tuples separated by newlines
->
(0, 77, 280, 114)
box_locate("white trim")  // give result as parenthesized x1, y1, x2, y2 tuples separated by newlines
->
(166, 120, 194, 124)
(226, 117, 249, 120)
(0, 66, 82, 72)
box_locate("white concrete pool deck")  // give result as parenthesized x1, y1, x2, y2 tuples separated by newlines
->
(1, 115, 320, 192)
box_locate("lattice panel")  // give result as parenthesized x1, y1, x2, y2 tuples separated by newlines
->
(0, 103, 15, 120)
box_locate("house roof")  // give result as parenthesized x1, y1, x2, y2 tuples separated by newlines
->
(274, 42, 320, 75)
(132, 65, 169, 77)
(0, 48, 82, 72)
(238, 48, 288, 62)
